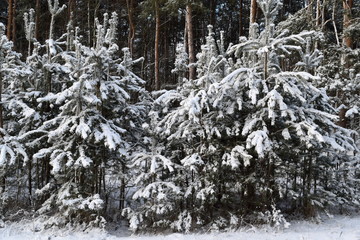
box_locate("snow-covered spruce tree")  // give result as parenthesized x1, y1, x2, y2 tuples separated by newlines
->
(212, 0, 357, 218)
(274, 1, 360, 215)
(4, 6, 72, 215)
(0, 23, 30, 218)
(125, 25, 235, 232)
(127, 0, 358, 232)
(32, 12, 148, 229)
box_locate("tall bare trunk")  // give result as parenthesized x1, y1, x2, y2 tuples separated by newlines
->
(35, 0, 40, 40)
(316, 0, 321, 27)
(239, 0, 243, 36)
(28, 160, 32, 205)
(7, 0, 13, 40)
(186, 3, 195, 80)
(307, 0, 313, 21)
(0, 71, 4, 193)
(332, 0, 340, 46)
(342, 0, 353, 48)
(250, 0, 257, 25)
(126, 0, 135, 56)
(11, 0, 17, 46)
(87, 0, 92, 46)
(154, 0, 161, 90)
(210, 0, 216, 27)
(0, 70, 3, 130)
(68, 0, 76, 27)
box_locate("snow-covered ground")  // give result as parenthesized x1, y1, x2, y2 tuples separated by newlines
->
(1, 215, 360, 240)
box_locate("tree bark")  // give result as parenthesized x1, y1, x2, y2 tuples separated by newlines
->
(11, 0, 17, 46)
(250, 0, 257, 25)
(6, 0, 13, 40)
(316, 0, 321, 27)
(154, 0, 161, 90)
(209, 0, 216, 27)
(126, 0, 136, 56)
(342, 0, 353, 48)
(87, 0, 92, 46)
(0, 70, 3, 130)
(239, 0, 243, 37)
(35, 0, 40, 40)
(186, 3, 196, 80)
(68, 0, 76, 23)
(28, 160, 32, 205)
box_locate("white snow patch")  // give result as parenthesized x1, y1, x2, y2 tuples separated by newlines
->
(1, 215, 360, 240)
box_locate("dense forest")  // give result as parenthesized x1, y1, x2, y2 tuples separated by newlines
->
(0, 0, 359, 233)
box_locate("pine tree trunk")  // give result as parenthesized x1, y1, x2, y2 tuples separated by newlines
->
(342, 0, 353, 48)
(154, 0, 161, 90)
(36, 159, 40, 189)
(126, 0, 136, 56)
(186, 3, 196, 80)
(11, 0, 17, 46)
(119, 162, 126, 212)
(28, 160, 32, 205)
(332, 0, 340, 46)
(87, 0, 92, 46)
(68, 0, 75, 21)
(0, 70, 3, 130)
(0, 72, 3, 193)
(307, 0, 314, 21)
(250, 0, 257, 25)
(316, 0, 321, 27)
(35, 0, 40, 40)
(239, 0, 243, 37)
(210, 0, 216, 27)
(7, 0, 13, 40)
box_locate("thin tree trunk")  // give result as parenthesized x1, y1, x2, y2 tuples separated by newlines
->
(154, 0, 161, 90)
(186, 3, 196, 80)
(316, 0, 321, 27)
(12, 0, 16, 45)
(126, 0, 135, 55)
(164, 21, 169, 85)
(7, 0, 13, 40)
(0, 71, 3, 193)
(307, 0, 313, 21)
(239, 0, 243, 37)
(36, 159, 40, 189)
(49, 14, 55, 40)
(321, 0, 327, 30)
(35, 0, 40, 40)
(250, 0, 257, 25)
(98, 165, 102, 195)
(28, 160, 32, 205)
(332, 0, 340, 46)
(210, 0, 216, 27)
(68, 0, 75, 20)
(119, 162, 126, 211)
(0, 71, 3, 130)
(87, 0, 92, 46)
(342, 0, 353, 48)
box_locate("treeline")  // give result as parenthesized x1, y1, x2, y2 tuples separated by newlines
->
(0, 0, 359, 233)
(1, 0, 359, 90)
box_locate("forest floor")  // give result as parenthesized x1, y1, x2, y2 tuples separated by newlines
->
(0, 215, 360, 240)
